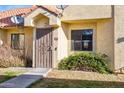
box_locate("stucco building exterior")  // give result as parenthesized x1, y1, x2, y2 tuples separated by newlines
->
(0, 5, 124, 72)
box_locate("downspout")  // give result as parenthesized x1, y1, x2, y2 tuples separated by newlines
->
(111, 5, 116, 72)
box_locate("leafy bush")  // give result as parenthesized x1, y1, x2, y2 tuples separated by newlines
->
(0, 45, 26, 68)
(58, 52, 111, 74)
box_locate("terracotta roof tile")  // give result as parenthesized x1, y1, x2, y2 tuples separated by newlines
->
(0, 5, 59, 28)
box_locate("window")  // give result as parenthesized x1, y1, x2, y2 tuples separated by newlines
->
(71, 29, 93, 51)
(11, 34, 25, 50)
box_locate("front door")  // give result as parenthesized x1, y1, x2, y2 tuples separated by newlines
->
(35, 28, 53, 68)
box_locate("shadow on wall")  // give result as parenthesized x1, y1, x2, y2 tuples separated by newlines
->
(29, 77, 124, 88)
(117, 37, 124, 43)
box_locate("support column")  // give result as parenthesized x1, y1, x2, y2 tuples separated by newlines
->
(32, 27, 36, 68)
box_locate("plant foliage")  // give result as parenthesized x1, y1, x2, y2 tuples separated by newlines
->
(58, 52, 111, 74)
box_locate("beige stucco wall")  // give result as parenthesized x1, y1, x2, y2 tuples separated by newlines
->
(57, 19, 114, 70)
(97, 19, 114, 70)
(6, 27, 33, 60)
(57, 22, 97, 61)
(34, 15, 49, 28)
(61, 5, 112, 21)
(57, 21, 97, 61)
(58, 5, 115, 70)
(58, 22, 98, 61)
(57, 23, 69, 60)
(114, 6, 124, 70)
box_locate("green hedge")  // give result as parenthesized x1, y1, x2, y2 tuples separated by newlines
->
(58, 52, 111, 74)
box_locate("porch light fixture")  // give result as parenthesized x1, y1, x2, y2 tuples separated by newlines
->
(0, 39, 3, 46)
(56, 5, 68, 17)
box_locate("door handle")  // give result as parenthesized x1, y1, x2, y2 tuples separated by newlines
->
(47, 46, 51, 51)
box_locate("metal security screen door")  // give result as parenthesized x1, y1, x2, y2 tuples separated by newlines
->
(35, 28, 53, 68)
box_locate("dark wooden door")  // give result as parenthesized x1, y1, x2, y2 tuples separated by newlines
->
(35, 28, 53, 68)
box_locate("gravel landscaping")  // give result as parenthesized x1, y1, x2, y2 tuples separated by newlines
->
(30, 70, 124, 88)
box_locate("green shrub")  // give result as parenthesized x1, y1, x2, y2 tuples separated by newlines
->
(58, 52, 111, 74)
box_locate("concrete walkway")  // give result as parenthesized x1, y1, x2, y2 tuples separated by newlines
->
(0, 68, 51, 88)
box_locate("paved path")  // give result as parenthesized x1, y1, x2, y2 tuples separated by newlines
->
(0, 68, 51, 88)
